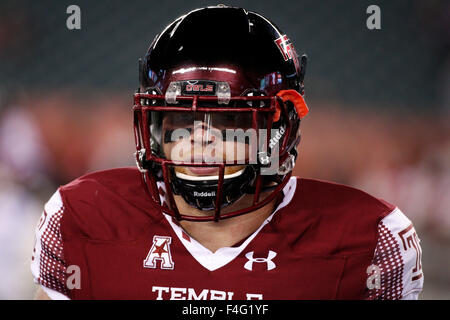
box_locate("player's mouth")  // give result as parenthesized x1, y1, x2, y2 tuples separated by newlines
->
(186, 167, 219, 175)
(174, 165, 246, 180)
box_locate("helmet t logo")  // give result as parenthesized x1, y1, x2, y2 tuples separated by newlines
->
(275, 35, 301, 75)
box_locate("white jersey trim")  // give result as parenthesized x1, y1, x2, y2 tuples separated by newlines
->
(164, 176, 297, 271)
(31, 189, 70, 298)
(368, 207, 424, 300)
(31, 190, 64, 282)
(383, 207, 424, 300)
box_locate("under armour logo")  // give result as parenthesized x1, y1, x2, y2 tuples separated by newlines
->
(244, 251, 277, 271)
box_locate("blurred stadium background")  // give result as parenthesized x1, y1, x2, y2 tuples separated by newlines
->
(0, 0, 449, 299)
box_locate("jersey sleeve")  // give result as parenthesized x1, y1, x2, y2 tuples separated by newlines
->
(366, 207, 424, 300)
(31, 189, 70, 300)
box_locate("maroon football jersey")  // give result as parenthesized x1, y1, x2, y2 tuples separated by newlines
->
(31, 167, 423, 299)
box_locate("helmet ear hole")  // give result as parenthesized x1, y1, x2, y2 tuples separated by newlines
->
(242, 89, 266, 108)
(141, 87, 162, 106)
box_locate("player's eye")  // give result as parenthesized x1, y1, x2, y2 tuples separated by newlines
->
(164, 128, 192, 143)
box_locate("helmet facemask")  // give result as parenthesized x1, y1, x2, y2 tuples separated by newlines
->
(134, 80, 305, 221)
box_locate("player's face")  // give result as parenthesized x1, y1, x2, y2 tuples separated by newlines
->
(155, 111, 274, 217)
(161, 111, 255, 177)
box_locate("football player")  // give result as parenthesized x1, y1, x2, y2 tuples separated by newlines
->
(32, 5, 423, 300)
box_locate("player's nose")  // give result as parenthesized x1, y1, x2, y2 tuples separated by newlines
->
(192, 124, 216, 145)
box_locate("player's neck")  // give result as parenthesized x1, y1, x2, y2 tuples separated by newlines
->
(176, 193, 282, 253)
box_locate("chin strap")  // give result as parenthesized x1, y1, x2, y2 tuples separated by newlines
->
(274, 89, 309, 122)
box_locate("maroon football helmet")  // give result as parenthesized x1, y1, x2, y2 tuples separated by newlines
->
(133, 5, 309, 221)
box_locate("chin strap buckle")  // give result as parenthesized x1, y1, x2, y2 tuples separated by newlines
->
(277, 153, 295, 175)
